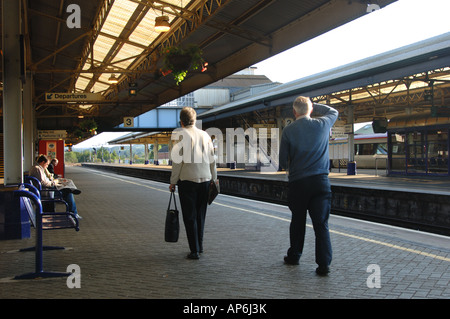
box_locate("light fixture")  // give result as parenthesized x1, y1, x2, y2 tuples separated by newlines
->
(108, 74, 119, 84)
(155, 15, 170, 32)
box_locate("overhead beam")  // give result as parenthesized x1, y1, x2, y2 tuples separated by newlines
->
(137, 0, 379, 117)
(102, 0, 234, 100)
(29, 31, 92, 69)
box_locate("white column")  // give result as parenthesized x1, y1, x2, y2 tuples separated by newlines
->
(23, 72, 35, 172)
(2, 0, 23, 185)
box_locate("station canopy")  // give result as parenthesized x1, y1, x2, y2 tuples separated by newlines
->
(0, 0, 397, 143)
(195, 32, 450, 127)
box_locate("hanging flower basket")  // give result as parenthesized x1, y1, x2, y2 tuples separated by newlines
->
(160, 44, 208, 85)
(79, 118, 97, 132)
(167, 54, 192, 71)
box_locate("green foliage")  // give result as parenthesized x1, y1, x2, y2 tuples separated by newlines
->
(67, 145, 148, 163)
(161, 44, 207, 85)
(79, 118, 97, 132)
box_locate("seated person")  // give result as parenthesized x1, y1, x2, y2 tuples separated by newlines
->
(47, 158, 59, 179)
(29, 154, 82, 219)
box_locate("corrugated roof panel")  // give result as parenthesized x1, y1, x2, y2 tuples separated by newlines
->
(93, 34, 116, 62)
(129, 10, 160, 46)
(91, 80, 111, 93)
(100, 0, 138, 37)
(77, 0, 186, 92)
(75, 75, 92, 92)
(112, 43, 145, 69)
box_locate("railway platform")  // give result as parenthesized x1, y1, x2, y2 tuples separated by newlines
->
(79, 163, 450, 235)
(77, 162, 450, 195)
(0, 165, 449, 304)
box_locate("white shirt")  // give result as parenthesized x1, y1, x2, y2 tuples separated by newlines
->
(29, 164, 54, 188)
(170, 125, 217, 184)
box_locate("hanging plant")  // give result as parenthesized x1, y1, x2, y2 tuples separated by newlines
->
(72, 128, 83, 139)
(79, 118, 97, 134)
(160, 44, 208, 85)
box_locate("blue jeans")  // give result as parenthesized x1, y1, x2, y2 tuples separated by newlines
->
(287, 174, 332, 267)
(60, 189, 78, 216)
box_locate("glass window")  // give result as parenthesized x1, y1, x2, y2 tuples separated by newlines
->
(389, 128, 449, 176)
(389, 132, 406, 172)
(376, 143, 388, 155)
(406, 131, 426, 173)
(427, 129, 448, 174)
(355, 143, 375, 155)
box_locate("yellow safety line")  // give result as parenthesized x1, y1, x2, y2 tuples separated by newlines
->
(93, 172, 172, 193)
(214, 204, 450, 263)
(94, 171, 450, 262)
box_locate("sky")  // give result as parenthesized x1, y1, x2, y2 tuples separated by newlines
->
(74, 0, 450, 149)
(253, 0, 450, 83)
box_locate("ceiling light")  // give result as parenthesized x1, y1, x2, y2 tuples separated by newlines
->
(155, 16, 170, 32)
(108, 74, 119, 84)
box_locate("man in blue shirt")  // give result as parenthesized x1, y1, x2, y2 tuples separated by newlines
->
(279, 96, 338, 276)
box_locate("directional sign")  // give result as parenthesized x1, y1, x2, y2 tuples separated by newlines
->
(45, 92, 102, 102)
(331, 124, 353, 138)
(38, 130, 67, 139)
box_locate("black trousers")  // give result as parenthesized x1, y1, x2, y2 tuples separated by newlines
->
(177, 180, 210, 253)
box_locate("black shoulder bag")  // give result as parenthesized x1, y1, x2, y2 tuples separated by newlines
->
(165, 191, 179, 242)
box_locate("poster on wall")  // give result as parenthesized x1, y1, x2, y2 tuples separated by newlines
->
(38, 140, 65, 178)
(46, 141, 57, 160)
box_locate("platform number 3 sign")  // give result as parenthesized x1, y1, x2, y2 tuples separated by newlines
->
(124, 117, 134, 128)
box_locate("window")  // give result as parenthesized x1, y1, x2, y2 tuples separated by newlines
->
(427, 129, 448, 174)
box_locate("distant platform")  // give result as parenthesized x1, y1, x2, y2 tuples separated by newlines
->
(81, 163, 450, 196)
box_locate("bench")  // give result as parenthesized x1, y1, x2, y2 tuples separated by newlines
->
(13, 185, 79, 280)
(24, 175, 63, 212)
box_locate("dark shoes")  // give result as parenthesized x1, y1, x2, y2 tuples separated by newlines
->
(71, 189, 81, 195)
(315, 266, 330, 276)
(284, 256, 330, 276)
(283, 256, 299, 265)
(187, 252, 200, 260)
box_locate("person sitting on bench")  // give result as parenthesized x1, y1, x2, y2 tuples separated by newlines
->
(47, 158, 59, 179)
(29, 154, 82, 219)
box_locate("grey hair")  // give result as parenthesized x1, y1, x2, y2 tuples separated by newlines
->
(179, 107, 197, 126)
(292, 96, 312, 116)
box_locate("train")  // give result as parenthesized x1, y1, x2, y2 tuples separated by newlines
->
(329, 133, 388, 169)
(330, 112, 450, 175)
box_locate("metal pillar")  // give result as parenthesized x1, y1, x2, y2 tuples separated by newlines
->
(168, 138, 173, 165)
(23, 72, 35, 172)
(129, 144, 132, 164)
(2, 0, 23, 185)
(144, 143, 149, 164)
(154, 140, 159, 165)
(347, 105, 356, 175)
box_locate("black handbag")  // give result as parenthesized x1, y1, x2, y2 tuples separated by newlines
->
(208, 179, 220, 205)
(165, 191, 179, 242)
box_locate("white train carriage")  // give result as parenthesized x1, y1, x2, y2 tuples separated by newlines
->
(329, 133, 388, 169)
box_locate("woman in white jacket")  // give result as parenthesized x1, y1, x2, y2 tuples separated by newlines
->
(170, 107, 217, 259)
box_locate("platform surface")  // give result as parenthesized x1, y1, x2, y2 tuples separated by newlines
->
(0, 165, 449, 303)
